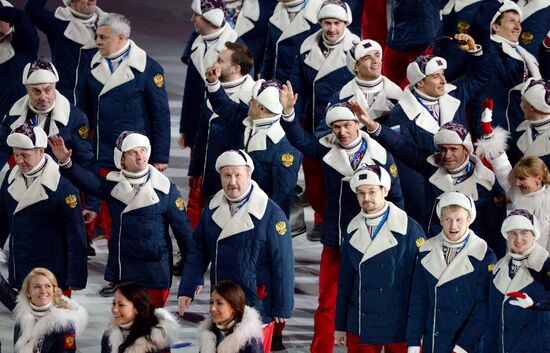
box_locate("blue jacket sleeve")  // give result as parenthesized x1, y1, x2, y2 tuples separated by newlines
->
(61, 160, 110, 200)
(0, 271, 17, 311)
(25, 0, 65, 35)
(260, 27, 276, 80)
(383, 153, 404, 210)
(0, 5, 39, 56)
(0, 115, 13, 169)
(289, 54, 309, 122)
(482, 281, 500, 353)
(206, 85, 248, 129)
(179, 60, 206, 148)
(165, 184, 193, 264)
(188, 106, 209, 177)
(280, 117, 327, 160)
(452, 50, 492, 107)
(335, 238, 354, 331)
(270, 146, 302, 217)
(406, 256, 429, 347)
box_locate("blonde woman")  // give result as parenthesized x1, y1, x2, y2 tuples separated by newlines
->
(13, 267, 87, 353)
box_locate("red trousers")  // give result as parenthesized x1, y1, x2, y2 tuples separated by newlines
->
(186, 178, 207, 230)
(382, 46, 432, 89)
(263, 321, 275, 353)
(303, 156, 325, 224)
(311, 245, 341, 353)
(146, 289, 170, 308)
(86, 168, 114, 240)
(346, 334, 407, 353)
(361, 0, 387, 47)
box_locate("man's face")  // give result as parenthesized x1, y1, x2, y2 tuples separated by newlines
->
(217, 49, 236, 82)
(321, 19, 346, 43)
(247, 98, 266, 119)
(507, 229, 535, 255)
(440, 206, 471, 241)
(355, 51, 382, 81)
(121, 147, 148, 173)
(0, 21, 11, 36)
(493, 11, 521, 42)
(96, 25, 126, 57)
(438, 144, 468, 171)
(356, 184, 388, 214)
(69, 0, 97, 15)
(191, 12, 217, 36)
(13, 148, 44, 173)
(332, 120, 360, 146)
(27, 83, 56, 111)
(220, 165, 252, 199)
(417, 70, 446, 97)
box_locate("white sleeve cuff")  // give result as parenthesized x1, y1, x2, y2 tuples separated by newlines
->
(453, 345, 468, 353)
(470, 44, 483, 56)
(206, 80, 221, 93)
(281, 110, 295, 122)
(58, 158, 72, 169)
(407, 347, 421, 353)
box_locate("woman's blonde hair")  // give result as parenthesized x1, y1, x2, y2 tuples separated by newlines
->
(513, 156, 550, 185)
(20, 267, 68, 308)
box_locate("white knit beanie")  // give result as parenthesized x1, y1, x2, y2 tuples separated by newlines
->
(191, 0, 226, 28)
(434, 122, 474, 155)
(325, 102, 359, 126)
(346, 39, 383, 74)
(317, 0, 352, 25)
(252, 80, 283, 115)
(406, 55, 447, 86)
(215, 149, 255, 173)
(7, 124, 48, 149)
(350, 164, 391, 192)
(113, 131, 151, 170)
(501, 209, 541, 241)
(436, 191, 477, 222)
(22, 59, 59, 85)
(521, 78, 550, 114)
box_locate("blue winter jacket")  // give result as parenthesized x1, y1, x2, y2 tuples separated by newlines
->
(335, 203, 424, 344)
(178, 182, 295, 323)
(406, 232, 497, 353)
(386, 0, 440, 51)
(282, 117, 404, 249)
(519, 2, 550, 56)
(77, 42, 171, 169)
(0, 4, 38, 120)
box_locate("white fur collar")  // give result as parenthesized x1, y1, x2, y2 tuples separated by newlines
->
(441, 0, 484, 15)
(516, 123, 550, 157)
(426, 155, 495, 200)
(491, 35, 541, 79)
(397, 84, 460, 135)
(300, 28, 360, 82)
(91, 40, 147, 96)
(235, 0, 260, 36)
(339, 76, 402, 119)
(54, 6, 107, 46)
(492, 244, 549, 294)
(14, 295, 88, 353)
(197, 306, 263, 353)
(104, 308, 180, 353)
(420, 231, 488, 286)
(319, 130, 388, 177)
(9, 91, 71, 135)
(347, 202, 409, 263)
(106, 165, 170, 212)
(271, 0, 322, 42)
(209, 180, 269, 239)
(242, 117, 286, 152)
(8, 155, 61, 214)
(191, 24, 239, 80)
(0, 39, 14, 64)
(518, 0, 549, 20)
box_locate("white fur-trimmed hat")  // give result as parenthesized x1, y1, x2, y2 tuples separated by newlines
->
(215, 149, 255, 173)
(113, 131, 151, 170)
(325, 102, 358, 126)
(22, 59, 59, 85)
(406, 55, 447, 85)
(491, 0, 522, 29)
(317, 0, 352, 25)
(522, 78, 550, 114)
(7, 123, 48, 149)
(252, 79, 283, 115)
(501, 209, 541, 241)
(346, 39, 383, 74)
(350, 164, 391, 192)
(436, 191, 477, 222)
(1, 1, 14, 7)
(434, 122, 474, 155)
(191, 0, 226, 28)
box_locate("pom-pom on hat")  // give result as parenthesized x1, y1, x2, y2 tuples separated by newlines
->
(501, 209, 541, 240)
(252, 79, 284, 115)
(6, 123, 48, 149)
(436, 191, 477, 222)
(325, 102, 359, 126)
(406, 55, 447, 85)
(113, 131, 151, 170)
(346, 39, 383, 74)
(191, 0, 226, 28)
(521, 78, 550, 114)
(490, 0, 522, 29)
(22, 59, 59, 85)
(317, 0, 352, 25)
(215, 149, 255, 173)
(350, 164, 391, 192)
(434, 122, 474, 155)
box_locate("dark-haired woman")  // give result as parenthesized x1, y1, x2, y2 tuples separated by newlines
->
(101, 283, 180, 353)
(198, 280, 264, 353)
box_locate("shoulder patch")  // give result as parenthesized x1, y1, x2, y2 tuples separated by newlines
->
(389, 163, 398, 177)
(275, 221, 287, 235)
(64, 333, 75, 349)
(493, 194, 505, 207)
(175, 196, 186, 211)
(488, 263, 495, 273)
(416, 237, 426, 248)
(65, 194, 78, 208)
(78, 125, 89, 139)
(521, 32, 533, 45)
(154, 74, 165, 88)
(457, 21, 470, 34)
(281, 153, 294, 168)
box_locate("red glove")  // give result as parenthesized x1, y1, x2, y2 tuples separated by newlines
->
(480, 98, 494, 137)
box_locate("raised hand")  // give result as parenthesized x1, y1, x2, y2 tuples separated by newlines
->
(280, 80, 298, 115)
(48, 135, 72, 164)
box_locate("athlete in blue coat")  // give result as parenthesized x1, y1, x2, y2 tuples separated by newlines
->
(25, 0, 107, 104)
(406, 192, 497, 353)
(335, 166, 424, 351)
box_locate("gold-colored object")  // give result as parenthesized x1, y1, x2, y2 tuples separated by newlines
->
(65, 194, 78, 208)
(521, 32, 534, 45)
(281, 153, 294, 167)
(276, 221, 287, 235)
(389, 163, 398, 177)
(78, 125, 89, 139)
(416, 237, 426, 248)
(457, 21, 470, 34)
(175, 197, 186, 211)
(154, 74, 165, 88)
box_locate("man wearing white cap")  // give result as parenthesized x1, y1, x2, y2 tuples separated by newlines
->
(49, 131, 193, 308)
(177, 149, 294, 353)
(484, 209, 550, 352)
(290, 0, 360, 241)
(25, 0, 108, 104)
(281, 83, 403, 353)
(386, 34, 490, 230)
(0, 124, 88, 291)
(179, 0, 241, 150)
(335, 165, 424, 353)
(406, 191, 496, 353)
(0, 0, 38, 120)
(355, 105, 507, 256)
